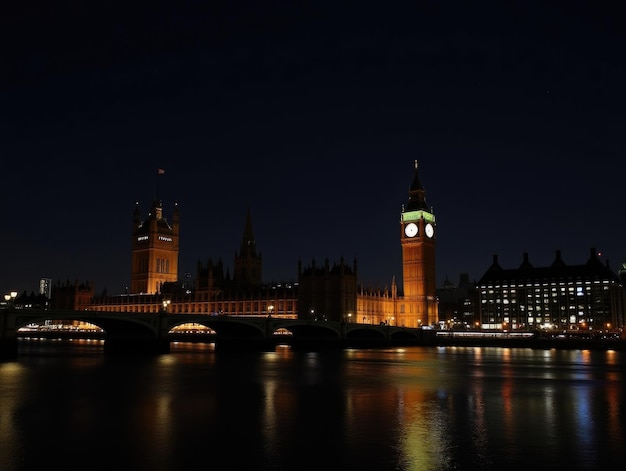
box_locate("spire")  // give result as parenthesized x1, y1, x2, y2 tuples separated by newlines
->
(404, 160, 429, 212)
(234, 206, 262, 287)
(239, 206, 257, 256)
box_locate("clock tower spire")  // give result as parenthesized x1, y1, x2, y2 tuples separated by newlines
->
(400, 160, 437, 327)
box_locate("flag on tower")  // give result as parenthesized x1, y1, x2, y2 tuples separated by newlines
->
(158, 168, 165, 175)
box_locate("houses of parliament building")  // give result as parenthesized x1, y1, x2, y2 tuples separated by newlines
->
(45, 161, 624, 333)
(44, 161, 437, 328)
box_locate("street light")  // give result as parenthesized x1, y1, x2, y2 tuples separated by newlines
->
(3, 291, 17, 308)
(347, 313, 352, 323)
(162, 299, 171, 312)
(268, 304, 274, 317)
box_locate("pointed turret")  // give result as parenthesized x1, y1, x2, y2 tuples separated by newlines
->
(234, 207, 263, 288)
(239, 206, 257, 257)
(405, 160, 430, 212)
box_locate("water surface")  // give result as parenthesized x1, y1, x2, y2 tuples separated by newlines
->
(1, 340, 624, 470)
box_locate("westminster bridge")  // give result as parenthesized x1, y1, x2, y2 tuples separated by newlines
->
(0, 308, 436, 357)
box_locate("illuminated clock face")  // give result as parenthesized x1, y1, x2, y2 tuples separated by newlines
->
(404, 223, 418, 237)
(425, 223, 434, 238)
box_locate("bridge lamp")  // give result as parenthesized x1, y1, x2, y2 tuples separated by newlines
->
(4, 291, 17, 305)
(347, 313, 352, 323)
(162, 299, 171, 312)
(268, 305, 274, 317)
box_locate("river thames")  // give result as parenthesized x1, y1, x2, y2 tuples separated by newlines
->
(1, 339, 624, 471)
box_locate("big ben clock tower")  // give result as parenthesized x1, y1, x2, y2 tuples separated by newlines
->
(400, 160, 437, 327)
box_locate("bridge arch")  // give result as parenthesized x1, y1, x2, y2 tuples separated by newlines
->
(13, 312, 159, 337)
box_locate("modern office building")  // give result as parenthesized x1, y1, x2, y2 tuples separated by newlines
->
(436, 273, 477, 329)
(477, 249, 623, 331)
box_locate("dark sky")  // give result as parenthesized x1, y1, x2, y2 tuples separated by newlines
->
(1, 1, 625, 296)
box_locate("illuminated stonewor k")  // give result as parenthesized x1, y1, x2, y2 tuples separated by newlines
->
(131, 173, 180, 294)
(399, 160, 438, 328)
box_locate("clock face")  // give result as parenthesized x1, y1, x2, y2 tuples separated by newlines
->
(404, 222, 418, 237)
(425, 223, 434, 238)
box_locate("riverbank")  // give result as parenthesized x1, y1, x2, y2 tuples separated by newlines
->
(14, 330, 626, 351)
(433, 335, 626, 351)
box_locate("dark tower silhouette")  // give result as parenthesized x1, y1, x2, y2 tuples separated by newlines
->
(233, 207, 262, 288)
(297, 257, 357, 322)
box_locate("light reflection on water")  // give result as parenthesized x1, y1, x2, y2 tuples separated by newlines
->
(1, 340, 624, 471)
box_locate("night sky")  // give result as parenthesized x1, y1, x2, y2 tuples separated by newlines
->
(1, 1, 624, 296)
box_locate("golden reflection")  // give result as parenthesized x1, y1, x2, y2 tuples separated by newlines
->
(0, 362, 26, 466)
(343, 347, 449, 470)
(169, 341, 216, 356)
